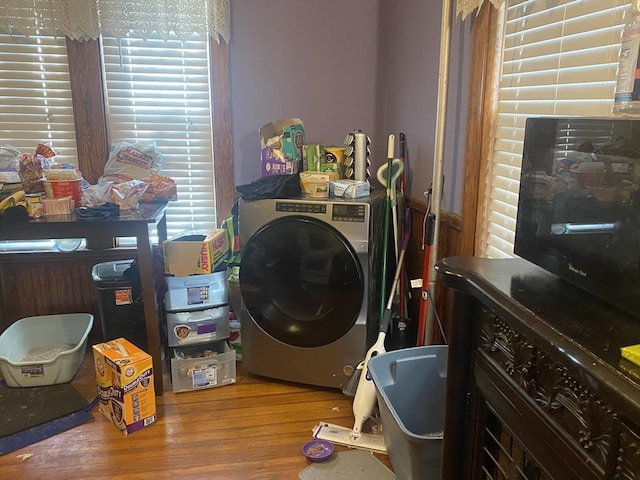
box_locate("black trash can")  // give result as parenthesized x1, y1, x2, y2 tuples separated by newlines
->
(91, 259, 148, 351)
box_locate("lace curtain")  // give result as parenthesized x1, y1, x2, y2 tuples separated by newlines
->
(456, 0, 505, 19)
(0, 0, 230, 42)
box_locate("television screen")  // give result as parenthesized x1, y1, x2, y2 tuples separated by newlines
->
(515, 117, 640, 317)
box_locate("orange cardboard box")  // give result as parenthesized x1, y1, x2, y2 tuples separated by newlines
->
(92, 338, 156, 435)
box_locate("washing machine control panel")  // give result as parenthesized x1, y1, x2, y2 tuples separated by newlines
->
(332, 204, 366, 222)
(274, 201, 366, 222)
(275, 202, 327, 214)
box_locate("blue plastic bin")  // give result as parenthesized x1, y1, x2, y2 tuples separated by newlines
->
(368, 345, 448, 480)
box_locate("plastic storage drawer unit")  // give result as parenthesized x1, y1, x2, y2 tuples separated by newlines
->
(164, 269, 228, 312)
(166, 305, 230, 347)
(170, 341, 236, 393)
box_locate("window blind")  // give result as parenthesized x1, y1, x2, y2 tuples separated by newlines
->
(102, 33, 217, 238)
(0, 33, 78, 164)
(482, 0, 629, 258)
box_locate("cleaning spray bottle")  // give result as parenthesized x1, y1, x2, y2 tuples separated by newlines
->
(614, 0, 640, 116)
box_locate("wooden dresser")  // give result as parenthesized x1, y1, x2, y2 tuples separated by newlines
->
(436, 256, 640, 479)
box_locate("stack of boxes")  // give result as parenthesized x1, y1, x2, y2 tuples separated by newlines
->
(162, 230, 236, 393)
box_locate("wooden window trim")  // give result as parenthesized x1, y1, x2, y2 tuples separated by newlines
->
(65, 37, 235, 221)
(460, 3, 501, 256)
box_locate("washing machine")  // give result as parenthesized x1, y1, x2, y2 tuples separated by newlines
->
(238, 190, 386, 389)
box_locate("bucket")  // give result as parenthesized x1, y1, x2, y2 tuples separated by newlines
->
(368, 345, 448, 480)
(45, 179, 82, 207)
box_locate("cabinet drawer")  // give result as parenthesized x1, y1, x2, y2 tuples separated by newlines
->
(170, 342, 236, 393)
(166, 305, 230, 347)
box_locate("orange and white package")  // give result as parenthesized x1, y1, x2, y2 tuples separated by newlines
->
(141, 174, 178, 202)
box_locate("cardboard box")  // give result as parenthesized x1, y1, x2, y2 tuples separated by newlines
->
(163, 229, 229, 277)
(261, 147, 299, 177)
(329, 179, 370, 198)
(325, 146, 346, 177)
(259, 118, 305, 162)
(303, 144, 325, 172)
(92, 338, 156, 435)
(303, 144, 343, 175)
(300, 172, 338, 198)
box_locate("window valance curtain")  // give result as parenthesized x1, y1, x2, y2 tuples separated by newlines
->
(0, 0, 230, 42)
(457, 0, 505, 19)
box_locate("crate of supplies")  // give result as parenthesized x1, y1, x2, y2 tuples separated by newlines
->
(164, 268, 228, 312)
(170, 341, 236, 393)
(0, 313, 94, 387)
(166, 305, 230, 347)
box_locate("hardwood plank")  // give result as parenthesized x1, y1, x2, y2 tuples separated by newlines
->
(0, 354, 392, 479)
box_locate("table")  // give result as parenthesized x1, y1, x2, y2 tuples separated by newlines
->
(436, 256, 640, 479)
(0, 202, 168, 395)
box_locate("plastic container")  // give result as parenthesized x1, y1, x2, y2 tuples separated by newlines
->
(164, 269, 228, 312)
(44, 178, 82, 207)
(0, 313, 94, 387)
(91, 259, 147, 351)
(614, 0, 640, 116)
(170, 341, 236, 393)
(166, 305, 230, 347)
(368, 345, 448, 480)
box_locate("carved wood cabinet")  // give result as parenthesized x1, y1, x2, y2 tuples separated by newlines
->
(436, 257, 640, 480)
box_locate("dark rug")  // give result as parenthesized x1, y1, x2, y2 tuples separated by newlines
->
(0, 381, 95, 455)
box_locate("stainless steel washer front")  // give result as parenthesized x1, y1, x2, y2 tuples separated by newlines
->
(238, 191, 385, 389)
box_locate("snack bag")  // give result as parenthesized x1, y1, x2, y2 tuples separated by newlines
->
(141, 174, 178, 202)
(19, 144, 56, 194)
(101, 141, 162, 183)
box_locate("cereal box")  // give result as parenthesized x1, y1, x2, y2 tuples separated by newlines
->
(92, 338, 156, 435)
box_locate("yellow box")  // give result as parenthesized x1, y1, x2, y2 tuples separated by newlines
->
(299, 171, 339, 196)
(163, 229, 229, 277)
(621, 344, 640, 367)
(92, 338, 156, 435)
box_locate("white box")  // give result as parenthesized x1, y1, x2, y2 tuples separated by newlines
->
(0, 313, 94, 387)
(166, 305, 230, 347)
(329, 180, 370, 198)
(164, 269, 228, 312)
(170, 341, 236, 393)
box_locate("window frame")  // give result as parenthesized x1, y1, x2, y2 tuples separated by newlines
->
(65, 36, 235, 230)
(461, 2, 629, 258)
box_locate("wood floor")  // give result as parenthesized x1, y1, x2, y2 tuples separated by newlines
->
(0, 353, 393, 479)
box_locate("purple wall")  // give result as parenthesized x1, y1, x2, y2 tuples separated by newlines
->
(230, 0, 471, 213)
(375, 0, 471, 213)
(230, 0, 379, 186)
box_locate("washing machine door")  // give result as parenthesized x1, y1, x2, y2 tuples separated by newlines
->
(240, 216, 364, 348)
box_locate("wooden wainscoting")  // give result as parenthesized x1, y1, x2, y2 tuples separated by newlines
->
(0, 208, 461, 347)
(0, 249, 160, 343)
(405, 198, 462, 345)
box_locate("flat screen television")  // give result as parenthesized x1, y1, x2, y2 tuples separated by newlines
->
(514, 117, 640, 317)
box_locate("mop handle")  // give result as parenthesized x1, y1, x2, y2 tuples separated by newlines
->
(378, 135, 395, 321)
(384, 229, 411, 316)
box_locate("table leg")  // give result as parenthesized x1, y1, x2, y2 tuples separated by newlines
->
(136, 225, 165, 396)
